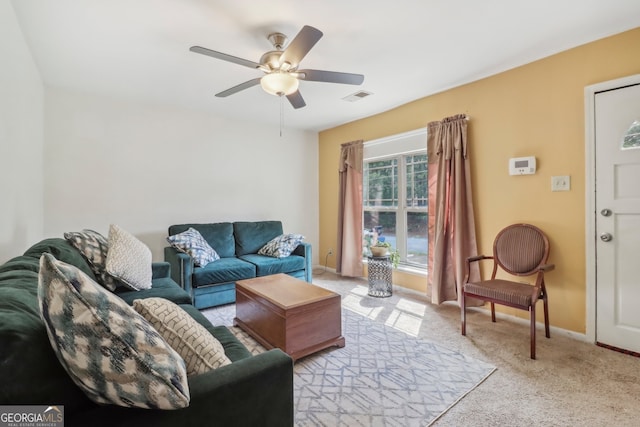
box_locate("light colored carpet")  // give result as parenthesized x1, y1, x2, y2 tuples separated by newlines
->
(203, 272, 640, 426)
(227, 309, 494, 426)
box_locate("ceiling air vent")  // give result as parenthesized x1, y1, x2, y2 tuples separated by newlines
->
(342, 90, 373, 102)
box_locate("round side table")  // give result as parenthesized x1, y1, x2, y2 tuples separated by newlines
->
(367, 255, 392, 297)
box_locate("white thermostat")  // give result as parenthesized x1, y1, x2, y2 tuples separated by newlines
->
(509, 156, 536, 175)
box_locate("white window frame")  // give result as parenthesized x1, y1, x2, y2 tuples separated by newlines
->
(363, 128, 428, 270)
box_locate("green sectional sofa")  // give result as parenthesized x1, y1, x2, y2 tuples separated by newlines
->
(165, 220, 312, 309)
(0, 238, 294, 426)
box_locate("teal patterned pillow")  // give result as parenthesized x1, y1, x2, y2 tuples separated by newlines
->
(257, 234, 305, 258)
(64, 229, 120, 291)
(167, 227, 220, 267)
(37, 253, 190, 409)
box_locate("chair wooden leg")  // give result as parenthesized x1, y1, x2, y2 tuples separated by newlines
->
(461, 293, 466, 336)
(543, 294, 550, 339)
(530, 304, 536, 360)
(491, 302, 496, 322)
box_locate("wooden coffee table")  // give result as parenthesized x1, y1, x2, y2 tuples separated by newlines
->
(234, 274, 345, 361)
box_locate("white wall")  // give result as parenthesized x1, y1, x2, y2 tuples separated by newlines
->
(0, 2, 44, 263)
(44, 88, 319, 262)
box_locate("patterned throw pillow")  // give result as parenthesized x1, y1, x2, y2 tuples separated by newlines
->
(166, 227, 220, 267)
(258, 234, 305, 258)
(133, 298, 232, 376)
(37, 253, 190, 409)
(64, 229, 119, 291)
(106, 224, 152, 291)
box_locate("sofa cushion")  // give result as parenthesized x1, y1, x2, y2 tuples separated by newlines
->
(258, 233, 305, 258)
(0, 267, 39, 284)
(167, 227, 220, 267)
(208, 326, 253, 362)
(115, 277, 193, 306)
(168, 223, 235, 258)
(191, 257, 256, 287)
(23, 238, 96, 280)
(37, 253, 190, 409)
(233, 221, 283, 256)
(133, 298, 232, 376)
(239, 254, 306, 277)
(106, 224, 152, 291)
(177, 304, 252, 362)
(64, 229, 120, 291)
(0, 254, 94, 413)
(0, 256, 40, 275)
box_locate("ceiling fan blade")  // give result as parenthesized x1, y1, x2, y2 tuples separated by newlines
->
(298, 69, 364, 85)
(279, 25, 323, 68)
(215, 78, 262, 97)
(190, 46, 263, 69)
(286, 91, 306, 109)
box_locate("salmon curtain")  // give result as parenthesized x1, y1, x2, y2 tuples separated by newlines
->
(336, 140, 364, 277)
(427, 114, 480, 305)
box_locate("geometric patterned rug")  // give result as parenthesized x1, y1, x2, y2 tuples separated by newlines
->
(227, 307, 496, 426)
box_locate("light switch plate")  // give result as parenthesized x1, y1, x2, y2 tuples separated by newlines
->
(551, 175, 570, 191)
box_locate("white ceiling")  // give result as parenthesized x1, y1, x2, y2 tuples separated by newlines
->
(10, 0, 640, 132)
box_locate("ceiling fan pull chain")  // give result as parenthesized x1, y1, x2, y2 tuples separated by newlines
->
(280, 95, 284, 137)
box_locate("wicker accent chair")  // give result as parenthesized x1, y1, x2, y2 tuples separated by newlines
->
(461, 224, 555, 359)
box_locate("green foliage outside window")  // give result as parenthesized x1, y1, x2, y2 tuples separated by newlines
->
(363, 159, 398, 207)
(363, 153, 428, 267)
(406, 155, 428, 208)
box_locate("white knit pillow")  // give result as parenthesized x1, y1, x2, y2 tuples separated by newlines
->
(105, 224, 152, 291)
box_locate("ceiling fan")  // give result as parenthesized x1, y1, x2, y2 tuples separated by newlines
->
(190, 25, 364, 109)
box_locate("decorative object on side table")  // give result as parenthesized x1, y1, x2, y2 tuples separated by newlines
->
(369, 241, 399, 268)
(369, 245, 388, 257)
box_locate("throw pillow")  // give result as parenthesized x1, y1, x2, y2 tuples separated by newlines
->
(258, 233, 305, 258)
(37, 253, 190, 409)
(105, 224, 152, 291)
(133, 298, 232, 376)
(166, 227, 220, 267)
(64, 229, 119, 291)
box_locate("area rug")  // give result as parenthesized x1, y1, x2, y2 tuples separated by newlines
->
(226, 308, 495, 427)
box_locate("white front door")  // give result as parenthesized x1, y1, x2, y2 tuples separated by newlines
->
(594, 82, 640, 353)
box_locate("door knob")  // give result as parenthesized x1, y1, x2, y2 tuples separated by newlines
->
(601, 208, 612, 217)
(600, 232, 613, 242)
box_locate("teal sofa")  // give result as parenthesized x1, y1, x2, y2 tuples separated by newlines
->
(0, 238, 294, 427)
(165, 221, 312, 309)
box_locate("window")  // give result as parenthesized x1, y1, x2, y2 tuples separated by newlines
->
(363, 129, 428, 269)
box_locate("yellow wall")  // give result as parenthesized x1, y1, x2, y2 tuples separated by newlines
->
(318, 27, 640, 333)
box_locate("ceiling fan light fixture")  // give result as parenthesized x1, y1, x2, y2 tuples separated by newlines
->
(261, 72, 299, 96)
(191, 25, 363, 108)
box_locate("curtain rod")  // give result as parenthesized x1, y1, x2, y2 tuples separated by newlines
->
(340, 140, 363, 147)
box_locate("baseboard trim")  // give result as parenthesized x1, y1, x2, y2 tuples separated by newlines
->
(465, 306, 590, 343)
(596, 342, 640, 358)
(312, 264, 336, 274)
(309, 270, 591, 343)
